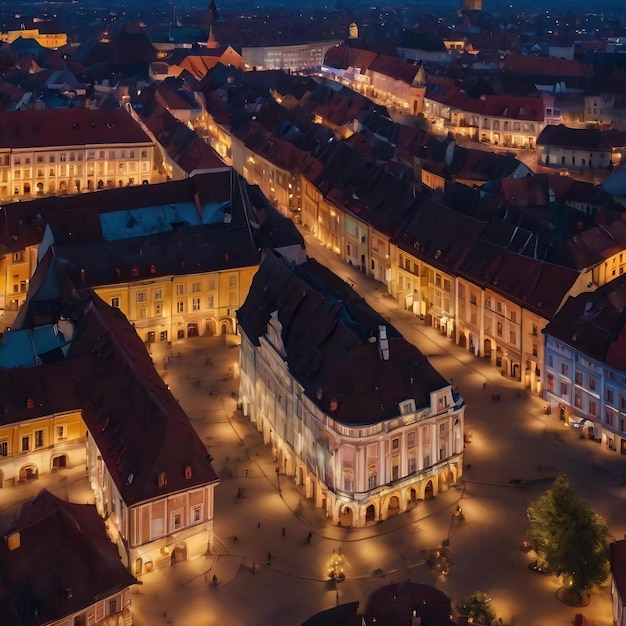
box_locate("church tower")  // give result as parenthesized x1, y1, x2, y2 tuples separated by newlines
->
(462, 0, 482, 10)
(206, 25, 219, 49)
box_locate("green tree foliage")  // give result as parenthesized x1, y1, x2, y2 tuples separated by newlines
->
(457, 592, 496, 626)
(527, 474, 610, 593)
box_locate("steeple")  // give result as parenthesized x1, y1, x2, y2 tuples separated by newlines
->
(206, 25, 219, 49)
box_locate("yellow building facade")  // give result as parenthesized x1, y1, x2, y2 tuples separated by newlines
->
(96, 266, 257, 344)
(1, 27, 67, 48)
(0, 409, 86, 487)
(0, 109, 162, 202)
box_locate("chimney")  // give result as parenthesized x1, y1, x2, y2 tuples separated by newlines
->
(377, 325, 389, 361)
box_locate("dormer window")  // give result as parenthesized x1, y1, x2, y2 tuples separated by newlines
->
(131, 266, 139, 277)
(150, 264, 157, 274)
(158, 472, 167, 488)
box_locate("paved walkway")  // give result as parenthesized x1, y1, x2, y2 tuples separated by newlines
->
(131, 322, 613, 626)
(3, 239, 616, 625)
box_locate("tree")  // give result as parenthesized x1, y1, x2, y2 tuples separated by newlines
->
(457, 592, 496, 625)
(527, 474, 609, 595)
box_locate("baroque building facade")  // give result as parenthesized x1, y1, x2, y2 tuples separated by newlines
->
(238, 251, 465, 527)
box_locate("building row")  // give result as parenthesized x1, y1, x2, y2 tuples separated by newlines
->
(193, 72, 626, 454)
(0, 248, 219, 583)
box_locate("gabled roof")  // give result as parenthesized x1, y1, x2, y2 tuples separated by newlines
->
(140, 96, 225, 174)
(459, 241, 579, 317)
(543, 273, 626, 367)
(0, 490, 136, 626)
(237, 251, 449, 425)
(500, 176, 549, 207)
(425, 82, 548, 121)
(155, 77, 202, 112)
(323, 42, 378, 71)
(565, 215, 626, 271)
(537, 124, 612, 150)
(1, 171, 259, 286)
(0, 251, 219, 503)
(453, 147, 528, 183)
(69, 292, 219, 504)
(245, 183, 304, 250)
(393, 197, 486, 274)
(367, 55, 421, 85)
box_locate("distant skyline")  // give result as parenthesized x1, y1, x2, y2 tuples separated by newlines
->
(6, 0, 626, 13)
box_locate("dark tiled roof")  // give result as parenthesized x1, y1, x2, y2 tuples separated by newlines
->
(537, 124, 612, 151)
(0, 490, 135, 625)
(0, 251, 219, 504)
(393, 197, 486, 274)
(565, 216, 626, 271)
(364, 581, 456, 626)
(237, 251, 448, 425)
(68, 293, 219, 504)
(300, 602, 360, 626)
(140, 95, 225, 174)
(459, 241, 579, 317)
(0, 108, 152, 148)
(500, 176, 549, 207)
(245, 183, 304, 250)
(543, 274, 626, 368)
(55, 222, 259, 288)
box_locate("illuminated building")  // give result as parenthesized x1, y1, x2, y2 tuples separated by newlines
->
(0, 171, 261, 340)
(0, 109, 160, 202)
(238, 251, 465, 527)
(3, 250, 219, 576)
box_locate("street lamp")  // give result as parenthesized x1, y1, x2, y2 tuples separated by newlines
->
(275, 466, 281, 494)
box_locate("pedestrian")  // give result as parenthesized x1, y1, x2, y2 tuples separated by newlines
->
(257, 521, 261, 528)
(281, 527, 286, 536)
(212, 574, 218, 586)
(482, 382, 487, 390)
(234, 536, 238, 542)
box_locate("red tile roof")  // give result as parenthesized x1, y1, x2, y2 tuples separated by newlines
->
(501, 176, 550, 207)
(459, 242, 579, 317)
(0, 490, 135, 625)
(502, 54, 593, 78)
(367, 54, 421, 84)
(0, 109, 152, 149)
